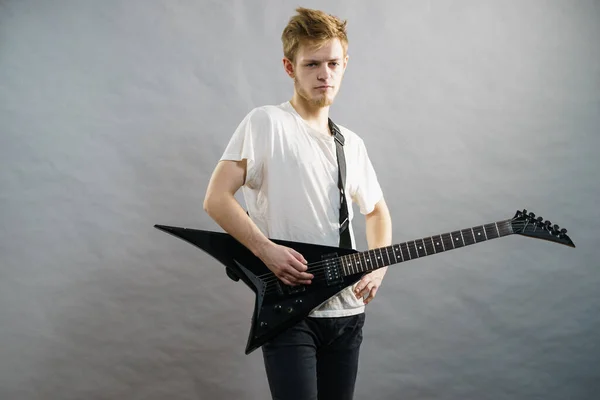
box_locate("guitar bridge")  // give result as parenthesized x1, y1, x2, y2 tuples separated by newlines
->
(322, 253, 343, 286)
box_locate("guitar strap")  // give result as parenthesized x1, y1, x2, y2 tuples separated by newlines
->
(328, 118, 352, 249)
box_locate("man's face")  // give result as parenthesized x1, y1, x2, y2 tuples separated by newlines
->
(288, 38, 348, 108)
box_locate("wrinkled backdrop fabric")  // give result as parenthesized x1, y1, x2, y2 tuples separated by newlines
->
(1, 1, 599, 399)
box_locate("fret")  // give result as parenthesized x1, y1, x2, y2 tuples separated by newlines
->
(472, 225, 486, 243)
(432, 235, 445, 252)
(407, 241, 419, 259)
(361, 250, 367, 271)
(468, 228, 477, 245)
(461, 228, 476, 246)
(347, 256, 352, 274)
(373, 249, 380, 267)
(451, 231, 464, 248)
(345, 254, 350, 275)
(391, 245, 398, 263)
(395, 245, 404, 262)
(357, 252, 364, 274)
(484, 223, 499, 239)
(498, 221, 511, 237)
(367, 249, 377, 270)
(341, 256, 347, 275)
(383, 246, 392, 266)
(415, 239, 427, 257)
(423, 237, 436, 254)
(400, 243, 411, 260)
(355, 252, 363, 273)
(443, 232, 454, 249)
(375, 248, 384, 268)
(494, 222, 500, 237)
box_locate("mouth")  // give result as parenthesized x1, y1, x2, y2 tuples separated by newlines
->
(315, 86, 333, 90)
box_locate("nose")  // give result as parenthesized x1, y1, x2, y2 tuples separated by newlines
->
(317, 64, 332, 81)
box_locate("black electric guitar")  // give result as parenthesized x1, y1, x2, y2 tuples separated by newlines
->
(154, 209, 574, 354)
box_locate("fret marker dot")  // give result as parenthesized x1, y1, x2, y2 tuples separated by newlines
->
(436, 242, 439, 245)
(455, 237, 459, 241)
(419, 246, 422, 249)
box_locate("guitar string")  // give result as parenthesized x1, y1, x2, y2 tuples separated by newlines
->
(258, 220, 538, 288)
(259, 222, 521, 287)
(257, 221, 520, 282)
(260, 220, 553, 295)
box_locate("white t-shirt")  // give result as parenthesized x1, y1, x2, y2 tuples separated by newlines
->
(220, 101, 383, 317)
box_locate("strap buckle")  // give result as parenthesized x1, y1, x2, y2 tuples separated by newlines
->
(340, 217, 349, 231)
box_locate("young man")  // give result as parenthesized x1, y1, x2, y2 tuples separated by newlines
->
(203, 7, 392, 400)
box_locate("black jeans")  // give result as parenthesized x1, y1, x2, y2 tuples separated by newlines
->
(261, 313, 366, 400)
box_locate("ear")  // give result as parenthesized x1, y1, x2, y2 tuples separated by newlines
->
(282, 57, 295, 79)
(343, 54, 349, 70)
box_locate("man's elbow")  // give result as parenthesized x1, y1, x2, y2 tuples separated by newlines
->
(203, 193, 218, 216)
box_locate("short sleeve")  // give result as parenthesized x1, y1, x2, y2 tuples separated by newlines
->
(220, 108, 271, 189)
(351, 139, 383, 215)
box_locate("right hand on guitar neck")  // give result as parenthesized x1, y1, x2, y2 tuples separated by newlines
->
(256, 242, 313, 286)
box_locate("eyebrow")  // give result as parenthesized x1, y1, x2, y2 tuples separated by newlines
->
(304, 58, 341, 63)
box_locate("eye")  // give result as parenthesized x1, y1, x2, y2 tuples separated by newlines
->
(306, 63, 317, 67)
(330, 62, 339, 66)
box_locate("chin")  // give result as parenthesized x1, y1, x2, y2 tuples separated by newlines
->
(310, 95, 334, 108)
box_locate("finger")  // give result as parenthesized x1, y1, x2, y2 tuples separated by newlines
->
(284, 266, 313, 282)
(289, 256, 309, 272)
(286, 260, 313, 278)
(286, 272, 313, 285)
(354, 279, 371, 297)
(289, 248, 308, 265)
(364, 287, 378, 304)
(279, 275, 294, 286)
(354, 277, 369, 296)
(358, 282, 375, 299)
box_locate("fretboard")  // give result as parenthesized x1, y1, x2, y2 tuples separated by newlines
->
(339, 219, 513, 276)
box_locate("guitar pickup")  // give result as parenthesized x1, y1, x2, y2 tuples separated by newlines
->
(322, 253, 343, 286)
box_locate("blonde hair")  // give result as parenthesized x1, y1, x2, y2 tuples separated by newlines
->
(281, 7, 348, 64)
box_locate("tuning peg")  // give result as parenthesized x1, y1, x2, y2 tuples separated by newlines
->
(553, 224, 560, 231)
(544, 220, 552, 226)
(536, 216, 544, 223)
(528, 212, 536, 218)
(560, 228, 567, 234)
(522, 209, 528, 215)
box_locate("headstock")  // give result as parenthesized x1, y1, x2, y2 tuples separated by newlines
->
(511, 209, 575, 248)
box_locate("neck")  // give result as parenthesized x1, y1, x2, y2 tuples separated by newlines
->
(290, 94, 331, 134)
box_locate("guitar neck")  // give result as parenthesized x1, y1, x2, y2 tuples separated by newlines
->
(339, 219, 513, 276)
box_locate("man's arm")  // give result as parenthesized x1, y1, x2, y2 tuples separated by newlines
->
(203, 160, 313, 286)
(354, 197, 392, 304)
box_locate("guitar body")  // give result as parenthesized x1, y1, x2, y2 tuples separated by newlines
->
(155, 225, 362, 354)
(155, 209, 574, 354)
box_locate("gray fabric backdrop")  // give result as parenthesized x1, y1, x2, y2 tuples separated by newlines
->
(1, 1, 599, 399)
